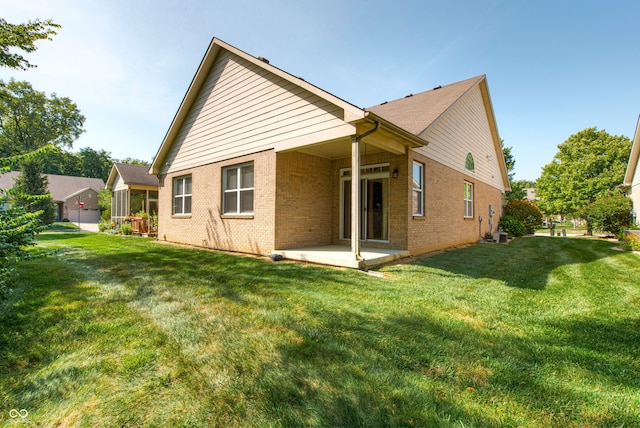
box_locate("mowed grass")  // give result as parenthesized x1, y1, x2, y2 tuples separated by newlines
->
(1, 233, 639, 427)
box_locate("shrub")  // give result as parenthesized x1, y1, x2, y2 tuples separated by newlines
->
(503, 200, 542, 234)
(578, 195, 633, 236)
(0, 194, 41, 293)
(98, 221, 111, 232)
(620, 231, 640, 251)
(498, 214, 526, 238)
(120, 223, 133, 235)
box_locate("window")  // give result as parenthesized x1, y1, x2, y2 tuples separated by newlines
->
(465, 152, 475, 172)
(223, 162, 254, 214)
(412, 161, 424, 216)
(173, 175, 192, 215)
(464, 181, 474, 218)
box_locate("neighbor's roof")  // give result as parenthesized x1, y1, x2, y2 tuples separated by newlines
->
(623, 115, 640, 186)
(366, 75, 485, 136)
(0, 171, 105, 202)
(106, 163, 158, 189)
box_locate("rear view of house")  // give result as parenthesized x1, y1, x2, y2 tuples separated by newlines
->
(150, 38, 510, 268)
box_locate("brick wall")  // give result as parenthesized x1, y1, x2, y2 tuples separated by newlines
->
(157, 147, 504, 259)
(408, 151, 504, 254)
(157, 150, 276, 255)
(274, 151, 333, 249)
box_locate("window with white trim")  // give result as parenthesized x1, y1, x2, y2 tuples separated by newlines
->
(464, 181, 474, 218)
(412, 161, 424, 216)
(173, 175, 192, 215)
(223, 162, 254, 214)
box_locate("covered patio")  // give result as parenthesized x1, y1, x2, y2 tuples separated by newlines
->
(271, 246, 410, 269)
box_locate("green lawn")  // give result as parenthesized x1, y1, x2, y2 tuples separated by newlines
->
(1, 233, 639, 427)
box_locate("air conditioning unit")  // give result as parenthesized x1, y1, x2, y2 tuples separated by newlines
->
(493, 231, 508, 243)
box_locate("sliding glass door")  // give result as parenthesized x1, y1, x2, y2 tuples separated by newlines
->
(341, 167, 389, 241)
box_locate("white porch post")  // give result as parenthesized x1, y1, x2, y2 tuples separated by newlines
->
(351, 136, 361, 260)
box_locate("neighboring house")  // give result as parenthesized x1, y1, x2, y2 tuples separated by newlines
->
(0, 171, 104, 223)
(149, 38, 510, 268)
(623, 115, 640, 224)
(106, 163, 159, 224)
(524, 187, 537, 201)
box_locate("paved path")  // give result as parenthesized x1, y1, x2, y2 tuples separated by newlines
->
(71, 221, 99, 232)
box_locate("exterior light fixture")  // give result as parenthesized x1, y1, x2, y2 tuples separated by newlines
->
(392, 168, 399, 179)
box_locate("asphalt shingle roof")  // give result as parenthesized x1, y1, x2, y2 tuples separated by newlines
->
(113, 163, 158, 187)
(366, 75, 485, 137)
(0, 171, 105, 202)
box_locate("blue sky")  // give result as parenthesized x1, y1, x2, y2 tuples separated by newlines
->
(1, 0, 638, 181)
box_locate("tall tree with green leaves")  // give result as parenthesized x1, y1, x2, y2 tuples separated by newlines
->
(78, 147, 112, 181)
(536, 127, 631, 216)
(501, 139, 530, 201)
(0, 79, 85, 157)
(501, 140, 516, 182)
(11, 158, 55, 225)
(40, 146, 83, 176)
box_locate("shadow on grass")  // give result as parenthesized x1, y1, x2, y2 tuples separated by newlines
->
(6, 233, 637, 426)
(267, 304, 640, 426)
(387, 236, 620, 290)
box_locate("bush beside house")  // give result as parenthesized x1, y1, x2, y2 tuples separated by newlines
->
(578, 195, 633, 236)
(499, 200, 543, 237)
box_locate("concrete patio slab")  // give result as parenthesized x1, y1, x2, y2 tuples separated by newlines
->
(272, 245, 410, 269)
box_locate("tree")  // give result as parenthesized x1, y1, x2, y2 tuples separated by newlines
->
(98, 188, 112, 223)
(501, 140, 516, 182)
(0, 79, 85, 156)
(501, 140, 531, 201)
(78, 147, 113, 181)
(0, 148, 49, 293)
(11, 158, 55, 225)
(507, 179, 535, 201)
(0, 18, 59, 70)
(536, 127, 631, 217)
(577, 195, 633, 236)
(118, 157, 150, 167)
(503, 199, 542, 234)
(40, 146, 82, 176)
(0, 18, 61, 292)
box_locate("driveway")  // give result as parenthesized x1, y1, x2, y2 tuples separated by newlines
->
(71, 221, 99, 232)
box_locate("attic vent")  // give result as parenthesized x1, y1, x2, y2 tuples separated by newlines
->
(405, 93, 413, 98)
(257, 56, 270, 64)
(433, 85, 442, 90)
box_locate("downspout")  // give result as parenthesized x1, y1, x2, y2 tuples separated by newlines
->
(351, 121, 380, 266)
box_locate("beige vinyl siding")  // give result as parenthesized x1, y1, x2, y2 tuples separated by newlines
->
(630, 184, 640, 221)
(633, 157, 640, 187)
(163, 50, 354, 175)
(112, 174, 127, 192)
(631, 159, 640, 220)
(415, 86, 505, 191)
